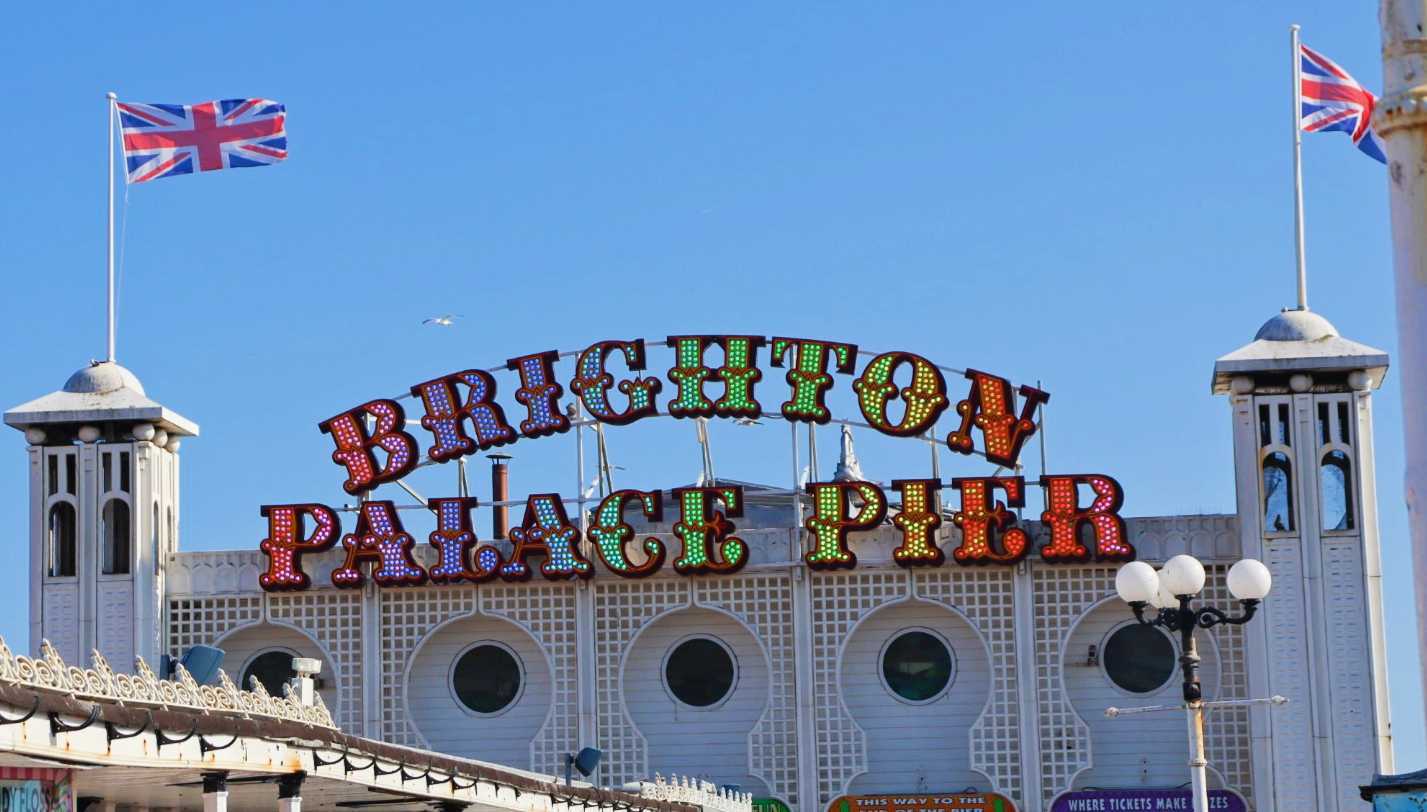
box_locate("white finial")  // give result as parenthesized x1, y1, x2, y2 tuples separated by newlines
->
(833, 424, 865, 482)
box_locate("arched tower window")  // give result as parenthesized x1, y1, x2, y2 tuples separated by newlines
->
(1321, 450, 1355, 531)
(101, 499, 130, 575)
(1263, 452, 1295, 533)
(48, 503, 76, 578)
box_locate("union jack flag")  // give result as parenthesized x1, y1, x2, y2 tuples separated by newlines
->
(117, 98, 287, 183)
(1300, 45, 1386, 164)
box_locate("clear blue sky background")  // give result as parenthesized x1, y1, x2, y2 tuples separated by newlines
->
(3, 1, 1422, 771)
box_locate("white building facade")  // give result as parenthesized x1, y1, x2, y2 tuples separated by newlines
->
(4, 313, 1396, 812)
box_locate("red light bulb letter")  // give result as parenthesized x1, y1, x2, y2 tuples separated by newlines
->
(671, 486, 748, 575)
(1038, 474, 1134, 563)
(890, 479, 945, 567)
(259, 504, 341, 591)
(331, 501, 428, 588)
(571, 340, 662, 426)
(946, 370, 1049, 467)
(769, 337, 858, 423)
(950, 477, 1030, 565)
(506, 351, 570, 439)
(409, 370, 517, 462)
(588, 490, 666, 577)
(501, 494, 592, 581)
(319, 400, 420, 495)
(803, 480, 887, 570)
(426, 497, 502, 583)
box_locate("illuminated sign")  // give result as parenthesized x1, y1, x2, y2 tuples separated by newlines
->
(827, 793, 1015, 812)
(259, 336, 1133, 591)
(1049, 789, 1247, 812)
(0, 769, 74, 812)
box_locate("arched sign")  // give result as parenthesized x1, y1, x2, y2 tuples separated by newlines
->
(257, 335, 1134, 591)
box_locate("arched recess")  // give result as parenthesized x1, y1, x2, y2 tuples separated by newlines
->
(837, 597, 992, 796)
(619, 604, 771, 797)
(1059, 596, 1226, 792)
(403, 611, 552, 767)
(214, 622, 340, 714)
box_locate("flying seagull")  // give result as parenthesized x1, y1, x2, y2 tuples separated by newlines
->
(422, 314, 460, 327)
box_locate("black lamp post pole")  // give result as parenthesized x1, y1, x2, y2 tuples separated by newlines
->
(1127, 595, 1261, 812)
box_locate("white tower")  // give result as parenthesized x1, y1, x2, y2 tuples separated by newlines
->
(4, 361, 197, 669)
(1213, 309, 1392, 811)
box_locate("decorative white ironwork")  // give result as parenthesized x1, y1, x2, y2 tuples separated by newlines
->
(639, 774, 753, 812)
(0, 636, 336, 729)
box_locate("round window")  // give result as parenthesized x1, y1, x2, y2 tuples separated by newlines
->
(1102, 623, 1177, 694)
(451, 643, 524, 715)
(664, 637, 736, 708)
(242, 650, 295, 696)
(881, 629, 955, 703)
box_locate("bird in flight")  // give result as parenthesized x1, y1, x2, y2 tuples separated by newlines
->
(422, 314, 460, 327)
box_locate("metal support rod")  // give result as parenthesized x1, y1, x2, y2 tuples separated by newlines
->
(789, 422, 802, 531)
(106, 91, 117, 362)
(1291, 24, 1308, 310)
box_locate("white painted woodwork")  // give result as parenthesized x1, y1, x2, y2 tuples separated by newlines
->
(622, 607, 770, 797)
(1063, 600, 1222, 790)
(216, 623, 340, 711)
(841, 600, 988, 796)
(406, 612, 550, 767)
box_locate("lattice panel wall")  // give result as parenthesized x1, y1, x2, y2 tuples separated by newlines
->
(377, 588, 479, 746)
(1323, 540, 1375, 811)
(1032, 566, 1252, 807)
(696, 574, 799, 808)
(592, 579, 692, 788)
(167, 596, 263, 658)
(809, 570, 909, 807)
(1263, 541, 1317, 811)
(1031, 566, 1096, 805)
(481, 584, 580, 776)
(269, 591, 364, 732)
(916, 568, 1021, 804)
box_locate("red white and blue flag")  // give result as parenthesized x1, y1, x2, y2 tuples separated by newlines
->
(117, 98, 287, 183)
(1299, 45, 1386, 164)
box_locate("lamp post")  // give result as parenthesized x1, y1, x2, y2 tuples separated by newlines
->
(1113, 555, 1273, 812)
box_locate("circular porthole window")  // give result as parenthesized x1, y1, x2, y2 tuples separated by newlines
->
(1101, 623, 1177, 695)
(450, 642, 524, 715)
(242, 650, 296, 697)
(663, 636, 736, 708)
(880, 629, 955, 703)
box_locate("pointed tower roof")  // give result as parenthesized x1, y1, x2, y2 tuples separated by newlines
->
(832, 424, 866, 482)
(5, 361, 199, 437)
(1211, 309, 1389, 394)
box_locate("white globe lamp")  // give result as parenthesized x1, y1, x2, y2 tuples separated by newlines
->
(1160, 554, 1206, 598)
(1114, 561, 1159, 605)
(1149, 572, 1177, 610)
(1227, 558, 1273, 602)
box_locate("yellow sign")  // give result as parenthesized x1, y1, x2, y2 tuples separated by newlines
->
(827, 794, 1016, 812)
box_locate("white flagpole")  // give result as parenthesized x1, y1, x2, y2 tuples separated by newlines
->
(1291, 25, 1309, 310)
(106, 91, 117, 362)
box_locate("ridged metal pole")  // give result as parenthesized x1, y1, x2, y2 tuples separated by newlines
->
(1375, 0, 1427, 733)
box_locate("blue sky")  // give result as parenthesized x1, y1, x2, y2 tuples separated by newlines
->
(2, 1, 1422, 769)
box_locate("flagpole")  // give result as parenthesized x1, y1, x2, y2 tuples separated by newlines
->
(106, 91, 117, 363)
(1291, 25, 1309, 310)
